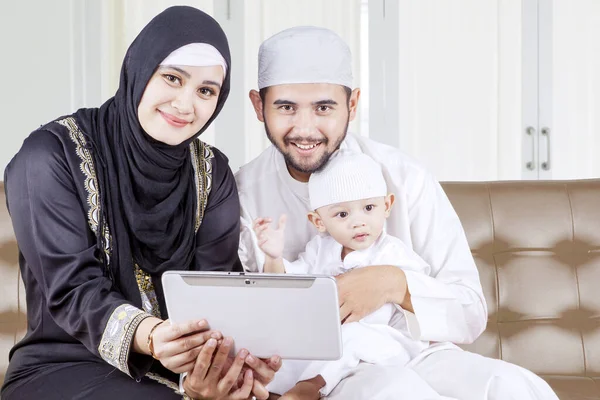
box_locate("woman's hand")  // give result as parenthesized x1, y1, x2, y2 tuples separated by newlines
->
(183, 337, 255, 399)
(134, 318, 222, 374)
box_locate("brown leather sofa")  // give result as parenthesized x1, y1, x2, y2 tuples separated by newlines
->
(1, 180, 599, 399)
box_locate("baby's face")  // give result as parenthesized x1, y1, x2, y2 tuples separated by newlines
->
(316, 195, 393, 251)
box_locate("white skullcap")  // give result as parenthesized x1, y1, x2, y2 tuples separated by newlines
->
(160, 43, 227, 76)
(258, 26, 353, 89)
(308, 150, 387, 211)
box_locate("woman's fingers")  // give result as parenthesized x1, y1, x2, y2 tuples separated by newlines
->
(162, 344, 206, 373)
(168, 329, 221, 355)
(155, 329, 221, 359)
(159, 319, 208, 342)
(173, 360, 196, 375)
(217, 348, 249, 394)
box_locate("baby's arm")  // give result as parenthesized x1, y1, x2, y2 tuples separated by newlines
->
(253, 215, 287, 273)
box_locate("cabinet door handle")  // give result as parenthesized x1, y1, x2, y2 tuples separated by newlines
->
(541, 127, 550, 170)
(525, 126, 535, 170)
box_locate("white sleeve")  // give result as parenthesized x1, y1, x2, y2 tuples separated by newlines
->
(238, 206, 264, 272)
(282, 235, 322, 274)
(399, 171, 488, 345)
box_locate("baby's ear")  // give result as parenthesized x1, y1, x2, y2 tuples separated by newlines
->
(307, 211, 327, 233)
(384, 193, 396, 217)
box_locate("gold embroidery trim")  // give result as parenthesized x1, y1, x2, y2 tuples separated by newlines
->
(197, 140, 214, 229)
(56, 117, 112, 263)
(56, 117, 100, 233)
(98, 304, 152, 377)
(145, 373, 192, 399)
(135, 263, 161, 317)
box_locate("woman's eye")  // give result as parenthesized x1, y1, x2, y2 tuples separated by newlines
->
(365, 205, 374, 211)
(199, 87, 216, 97)
(163, 74, 181, 85)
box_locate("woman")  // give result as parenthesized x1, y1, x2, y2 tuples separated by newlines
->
(1, 6, 279, 400)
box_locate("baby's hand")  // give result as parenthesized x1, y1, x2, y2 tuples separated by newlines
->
(253, 215, 287, 260)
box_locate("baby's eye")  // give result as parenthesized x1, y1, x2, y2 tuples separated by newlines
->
(337, 212, 348, 218)
(365, 205, 374, 211)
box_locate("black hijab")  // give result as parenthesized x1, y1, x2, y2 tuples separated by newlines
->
(73, 6, 231, 309)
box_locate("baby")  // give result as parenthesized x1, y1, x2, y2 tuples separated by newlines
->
(252, 150, 436, 399)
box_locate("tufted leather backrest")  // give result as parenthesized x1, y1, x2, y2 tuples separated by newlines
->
(443, 180, 600, 378)
(1, 180, 599, 387)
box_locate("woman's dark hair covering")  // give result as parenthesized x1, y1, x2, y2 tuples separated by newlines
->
(73, 6, 231, 313)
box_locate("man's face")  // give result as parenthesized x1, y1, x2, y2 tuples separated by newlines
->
(250, 84, 360, 181)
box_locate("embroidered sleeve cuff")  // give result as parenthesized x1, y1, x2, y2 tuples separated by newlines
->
(98, 304, 153, 377)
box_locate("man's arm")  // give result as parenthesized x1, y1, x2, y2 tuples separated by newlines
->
(398, 170, 487, 344)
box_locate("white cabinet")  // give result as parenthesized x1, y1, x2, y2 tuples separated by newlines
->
(545, 0, 600, 180)
(369, 0, 600, 181)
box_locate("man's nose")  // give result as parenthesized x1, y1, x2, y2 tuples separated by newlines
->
(291, 109, 317, 136)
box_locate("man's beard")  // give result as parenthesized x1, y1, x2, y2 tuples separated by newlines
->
(264, 117, 349, 174)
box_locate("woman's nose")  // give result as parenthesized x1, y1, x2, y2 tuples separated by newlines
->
(172, 90, 194, 114)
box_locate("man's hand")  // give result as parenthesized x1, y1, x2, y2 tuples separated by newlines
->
(253, 215, 287, 259)
(244, 353, 283, 399)
(182, 337, 254, 400)
(336, 265, 411, 324)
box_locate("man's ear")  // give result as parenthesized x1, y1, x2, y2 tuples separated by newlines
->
(307, 211, 327, 233)
(249, 89, 265, 122)
(348, 88, 361, 122)
(384, 193, 396, 217)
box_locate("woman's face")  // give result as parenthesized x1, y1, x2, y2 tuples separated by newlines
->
(138, 64, 224, 145)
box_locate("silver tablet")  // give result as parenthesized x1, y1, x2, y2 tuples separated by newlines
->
(162, 271, 342, 360)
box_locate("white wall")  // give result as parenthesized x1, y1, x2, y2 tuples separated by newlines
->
(0, 0, 81, 176)
(0, 0, 361, 175)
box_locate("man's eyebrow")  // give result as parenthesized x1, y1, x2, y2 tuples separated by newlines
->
(273, 99, 297, 105)
(313, 99, 338, 106)
(159, 65, 190, 78)
(272, 99, 338, 106)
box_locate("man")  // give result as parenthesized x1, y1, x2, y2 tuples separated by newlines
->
(236, 26, 558, 399)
